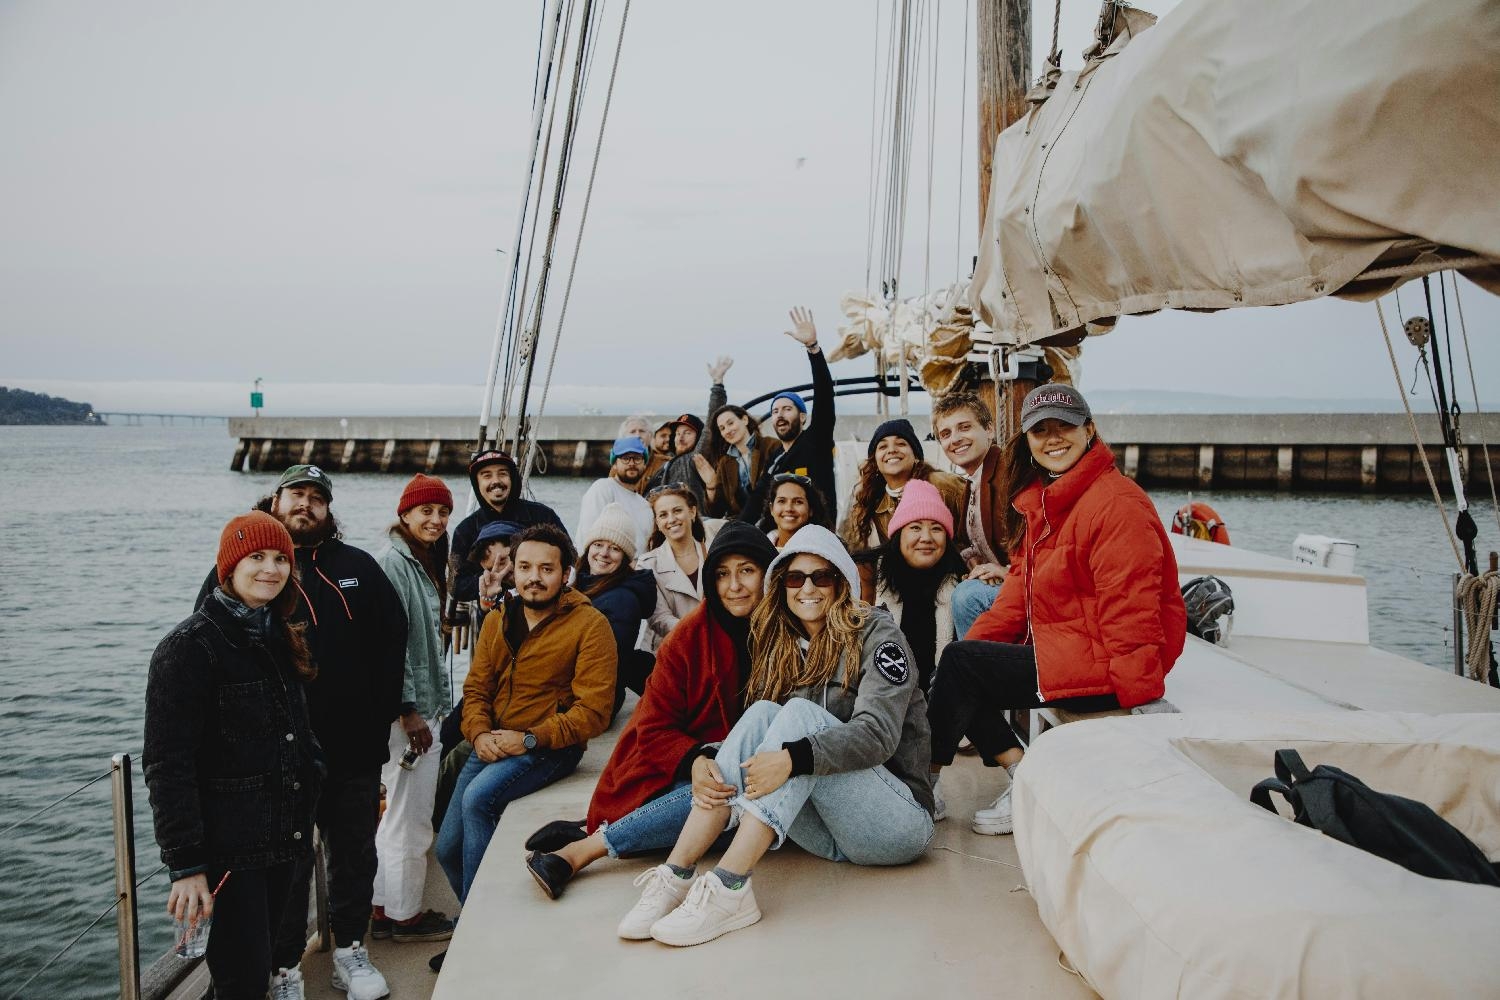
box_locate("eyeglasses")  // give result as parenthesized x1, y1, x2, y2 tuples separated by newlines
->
(646, 482, 689, 500)
(783, 568, 840, 589)
(771, 473, 813, 487)
(613, 453, 646, 465)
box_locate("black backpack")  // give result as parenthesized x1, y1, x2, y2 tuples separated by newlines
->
(1250, 748, 1500, 887)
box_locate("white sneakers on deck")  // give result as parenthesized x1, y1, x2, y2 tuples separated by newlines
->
(618, 865, 692, 940)
(331, 942, 390, 1000)
(270, 966, 304, 1000)
(648, 873, 762, 947)
(971, 785, 1014, 836)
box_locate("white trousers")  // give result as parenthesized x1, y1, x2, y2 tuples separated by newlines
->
(371, 716, 442, 921)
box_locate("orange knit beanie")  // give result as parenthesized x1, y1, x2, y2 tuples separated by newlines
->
(217, 511, 296, 584)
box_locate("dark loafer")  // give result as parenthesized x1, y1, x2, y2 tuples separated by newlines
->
(526, 851, 574, 900)
(524, 818, 587, 853)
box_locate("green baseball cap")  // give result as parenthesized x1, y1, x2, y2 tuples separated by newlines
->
(276, 464, 333, 499)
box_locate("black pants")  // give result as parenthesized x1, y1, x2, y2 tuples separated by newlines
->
(927, 640, 1119, 766)
(205, 861, 295, 999)
(611, 649, 656, 722)
(271, 766, 381, 968)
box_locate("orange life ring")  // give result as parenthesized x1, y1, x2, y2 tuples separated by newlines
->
(1171, 502, 1231, 545)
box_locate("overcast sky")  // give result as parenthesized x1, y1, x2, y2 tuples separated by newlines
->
(3, 0, 1495, 417)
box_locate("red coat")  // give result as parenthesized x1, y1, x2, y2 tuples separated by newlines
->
(586, 603, 743, 832)
(968, 442, 1185, 708)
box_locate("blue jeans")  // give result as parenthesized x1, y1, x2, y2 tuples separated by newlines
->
(601, 781, 694, 858)
(716, 700, 932, 865)
(952, 578, 1002, 640)
(436, 744, 583, 902)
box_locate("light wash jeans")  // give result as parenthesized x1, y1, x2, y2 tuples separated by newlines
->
(716, 699, 933, 865)
(436, 744, 583, 902)
(952, 578, 1002, 641)
(601, 781, 694, 858)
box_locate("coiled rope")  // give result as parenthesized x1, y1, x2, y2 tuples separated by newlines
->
(1456, 572, 1500, 683)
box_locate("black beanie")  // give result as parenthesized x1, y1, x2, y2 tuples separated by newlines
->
(705, 520, 779, 573)
(868, 418, 923, 459)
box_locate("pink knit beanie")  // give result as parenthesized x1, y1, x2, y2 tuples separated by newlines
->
(887, 478, 954, 537)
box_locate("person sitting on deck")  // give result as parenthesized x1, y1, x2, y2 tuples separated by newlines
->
(572, 503, 657, 722)
(840, 417, 967, 602)
(449, 449, 567, 608)
(577, 436, 654, 554)
(864, 479, 966, 694)
(643, 419, 676, 489)
(926, 384, 1187, 834)
(637, 484, 719, 653)
(931, 390, 1010, 638)
(647, 355, 734, 509)
(760, 472, 834, 549)
(616, 524, 934, 947)
(699, 403, 763, 519)
(434, 524, 616, 933)
(738, 308, 837, 523)
(522, 521, 780, 900)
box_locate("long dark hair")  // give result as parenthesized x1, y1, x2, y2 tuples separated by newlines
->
(224, 567, 316, 681)
(703, 404, 760, 464)
(842, 457, 940, 549)
(757, 475, 833, 535)
(573, 550, 634, 598)
(646, 485, 707, 550)
(393, 520, 450, 609)
(872, 526, 965, 599)
(999, 423, 1102, 552)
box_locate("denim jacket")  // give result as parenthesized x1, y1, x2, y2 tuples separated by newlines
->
(143, 595, 321, 878)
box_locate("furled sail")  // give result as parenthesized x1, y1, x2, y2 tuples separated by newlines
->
(971, 0, 1500, 347)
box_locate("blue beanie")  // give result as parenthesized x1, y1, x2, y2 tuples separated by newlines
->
(609, 436, 648, 462)
(475, 520, 523, 547)
(770, 391, 808, 415)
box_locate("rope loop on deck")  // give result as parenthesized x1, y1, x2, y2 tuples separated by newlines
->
(1456, 571, 1499, 683)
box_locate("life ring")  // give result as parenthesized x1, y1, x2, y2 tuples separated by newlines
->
(1171, 502, 1231, 545)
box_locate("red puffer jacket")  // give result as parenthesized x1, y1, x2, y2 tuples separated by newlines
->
(968, 442, 1185, 708)
(586, 603, 743, 832)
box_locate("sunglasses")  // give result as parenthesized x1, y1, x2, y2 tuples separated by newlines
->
(647, 482, 690, 500)
(783, 568, 840, 589)
(772, 473, 813, 487)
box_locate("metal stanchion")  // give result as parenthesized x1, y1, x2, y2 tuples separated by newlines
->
(112, 754, 141, 1000)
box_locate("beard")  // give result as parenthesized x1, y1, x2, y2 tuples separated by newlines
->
(615, 465, 645, 485)
(519, 587, 561, 611)
(279, 510, 334, 546)
(774, 419, 801, 443)
(483, 487, 511, 511)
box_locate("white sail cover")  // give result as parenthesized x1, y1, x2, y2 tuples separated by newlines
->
(972, 0, 1500, 346)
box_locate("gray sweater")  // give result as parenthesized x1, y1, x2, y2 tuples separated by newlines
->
(786, 610, 934, 814)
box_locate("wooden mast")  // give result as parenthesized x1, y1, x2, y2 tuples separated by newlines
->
(975, 0, 1033, 434)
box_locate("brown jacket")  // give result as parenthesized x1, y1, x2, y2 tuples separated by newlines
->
(461, 589, 616, 751)
(965, 445, 1010, 566)
(703, 444, 769, 518)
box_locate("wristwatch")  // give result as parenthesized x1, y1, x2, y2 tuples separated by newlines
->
(522, 731, 537, 751)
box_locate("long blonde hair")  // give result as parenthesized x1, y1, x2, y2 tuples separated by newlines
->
(747, 559, 869, 703)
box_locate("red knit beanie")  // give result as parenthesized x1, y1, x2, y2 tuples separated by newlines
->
(398, 474, 454, 515)
(887, 478, 954, 537)
(217, 511, 296, 584)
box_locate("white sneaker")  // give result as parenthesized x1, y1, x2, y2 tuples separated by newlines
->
(649, 873, 762, 947)
(971, 785, 1013, 836)
(931, 775, 948, 822)
(331, 942, 390, 1000)
(270, 966, 305, 1000)
(618, 864, 692, 940)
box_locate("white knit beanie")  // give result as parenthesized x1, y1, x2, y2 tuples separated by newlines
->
(767, 524, 859, 593)
(581, 502, 638, 561)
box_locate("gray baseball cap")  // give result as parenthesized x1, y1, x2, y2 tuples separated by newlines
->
(1020, 384, 1092, 433)
(275, 464, 333, 499)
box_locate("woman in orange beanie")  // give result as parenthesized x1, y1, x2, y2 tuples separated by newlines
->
(143, 511, 320, 998)
(371, 474, 459, 940)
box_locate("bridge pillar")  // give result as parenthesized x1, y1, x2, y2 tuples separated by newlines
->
(1360, 446, 1379, 492)
(256, 439, 274, 471)
(425, 439, 441, 473)
(231, 440, 248, 472)
(1276, 446, 1294, 491)
(340, 439, 356, 470)
(380, 439, 397, 473)
(1122, 444, 1140, 480)
(301, 439, 316, 464)
(1196, 446, 1215, 489)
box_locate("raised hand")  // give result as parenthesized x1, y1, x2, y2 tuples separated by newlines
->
(784, 307, 818, 348)
(692, 453, 718, 491)
(707, 355, 734, 383)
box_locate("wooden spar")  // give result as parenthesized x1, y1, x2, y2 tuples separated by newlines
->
(975, 0, 1033, 435)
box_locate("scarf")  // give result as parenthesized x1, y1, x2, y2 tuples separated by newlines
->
(212, 587, 273, 641)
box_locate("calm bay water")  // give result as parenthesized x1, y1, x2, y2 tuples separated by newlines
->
(1, 423, 1493, 996)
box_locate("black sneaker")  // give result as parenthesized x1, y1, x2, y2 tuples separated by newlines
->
(391, 910, 454, 943)
(368, 916, 394, 940)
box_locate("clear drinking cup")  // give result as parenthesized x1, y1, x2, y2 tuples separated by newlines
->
(174, 914, 211, 959)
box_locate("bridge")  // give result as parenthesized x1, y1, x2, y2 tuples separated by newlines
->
(96, 412, 230, 426)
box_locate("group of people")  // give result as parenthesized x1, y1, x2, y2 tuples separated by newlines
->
(142, 308, 1187, 999)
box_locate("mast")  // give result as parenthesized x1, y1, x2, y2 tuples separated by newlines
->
(975, 0, 1034, 434)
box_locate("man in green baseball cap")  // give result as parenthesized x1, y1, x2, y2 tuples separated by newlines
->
(275, 463, 333, 502)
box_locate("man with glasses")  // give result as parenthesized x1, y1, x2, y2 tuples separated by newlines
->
(577, 436, 654, 554)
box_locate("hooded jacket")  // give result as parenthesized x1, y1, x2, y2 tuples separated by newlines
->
(967, 442, 1186, 708)
(585, 521, 777, 831)
(450, 451, 567, 602)
(461, 588, 616, 750)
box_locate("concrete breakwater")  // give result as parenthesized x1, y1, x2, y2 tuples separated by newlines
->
(228, 413, 1500, 493)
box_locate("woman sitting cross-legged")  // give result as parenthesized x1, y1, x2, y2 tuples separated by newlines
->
(926, 384, 1187, 834)
(866, 479, 966, 695)
(523, 521, 780, 899)
(617, 524, 935, 947)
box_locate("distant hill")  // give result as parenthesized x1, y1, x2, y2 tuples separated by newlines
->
(0, 387, 102, 425)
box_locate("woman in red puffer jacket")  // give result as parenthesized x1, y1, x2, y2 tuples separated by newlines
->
(926, 383, 1185, 836)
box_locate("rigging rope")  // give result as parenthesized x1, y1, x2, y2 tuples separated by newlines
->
(1451, 275, 1500, 535)
(922, 0, 939, 300)
(864, 1, 884, 292)
(521, 0, 633, 487)
(1375, 298, 1464, 568)
(956, 0, 970, 280)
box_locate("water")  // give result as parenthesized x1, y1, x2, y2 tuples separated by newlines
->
(0, 424, 1493, 996)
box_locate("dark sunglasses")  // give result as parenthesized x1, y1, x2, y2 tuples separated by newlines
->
(783, 568, 840, 589)
(772, 473, 813, 487)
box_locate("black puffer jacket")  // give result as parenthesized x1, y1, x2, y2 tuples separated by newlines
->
(450, 450, 568, 602)
(196, 536, 407, 774)
(144, 596, 321, 878)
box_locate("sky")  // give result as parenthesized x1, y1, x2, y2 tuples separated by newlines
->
(2, 0, 1496, 418)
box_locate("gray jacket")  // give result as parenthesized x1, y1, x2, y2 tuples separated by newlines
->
(376, 531, 452, 719)
(786, 610, 934, 814)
